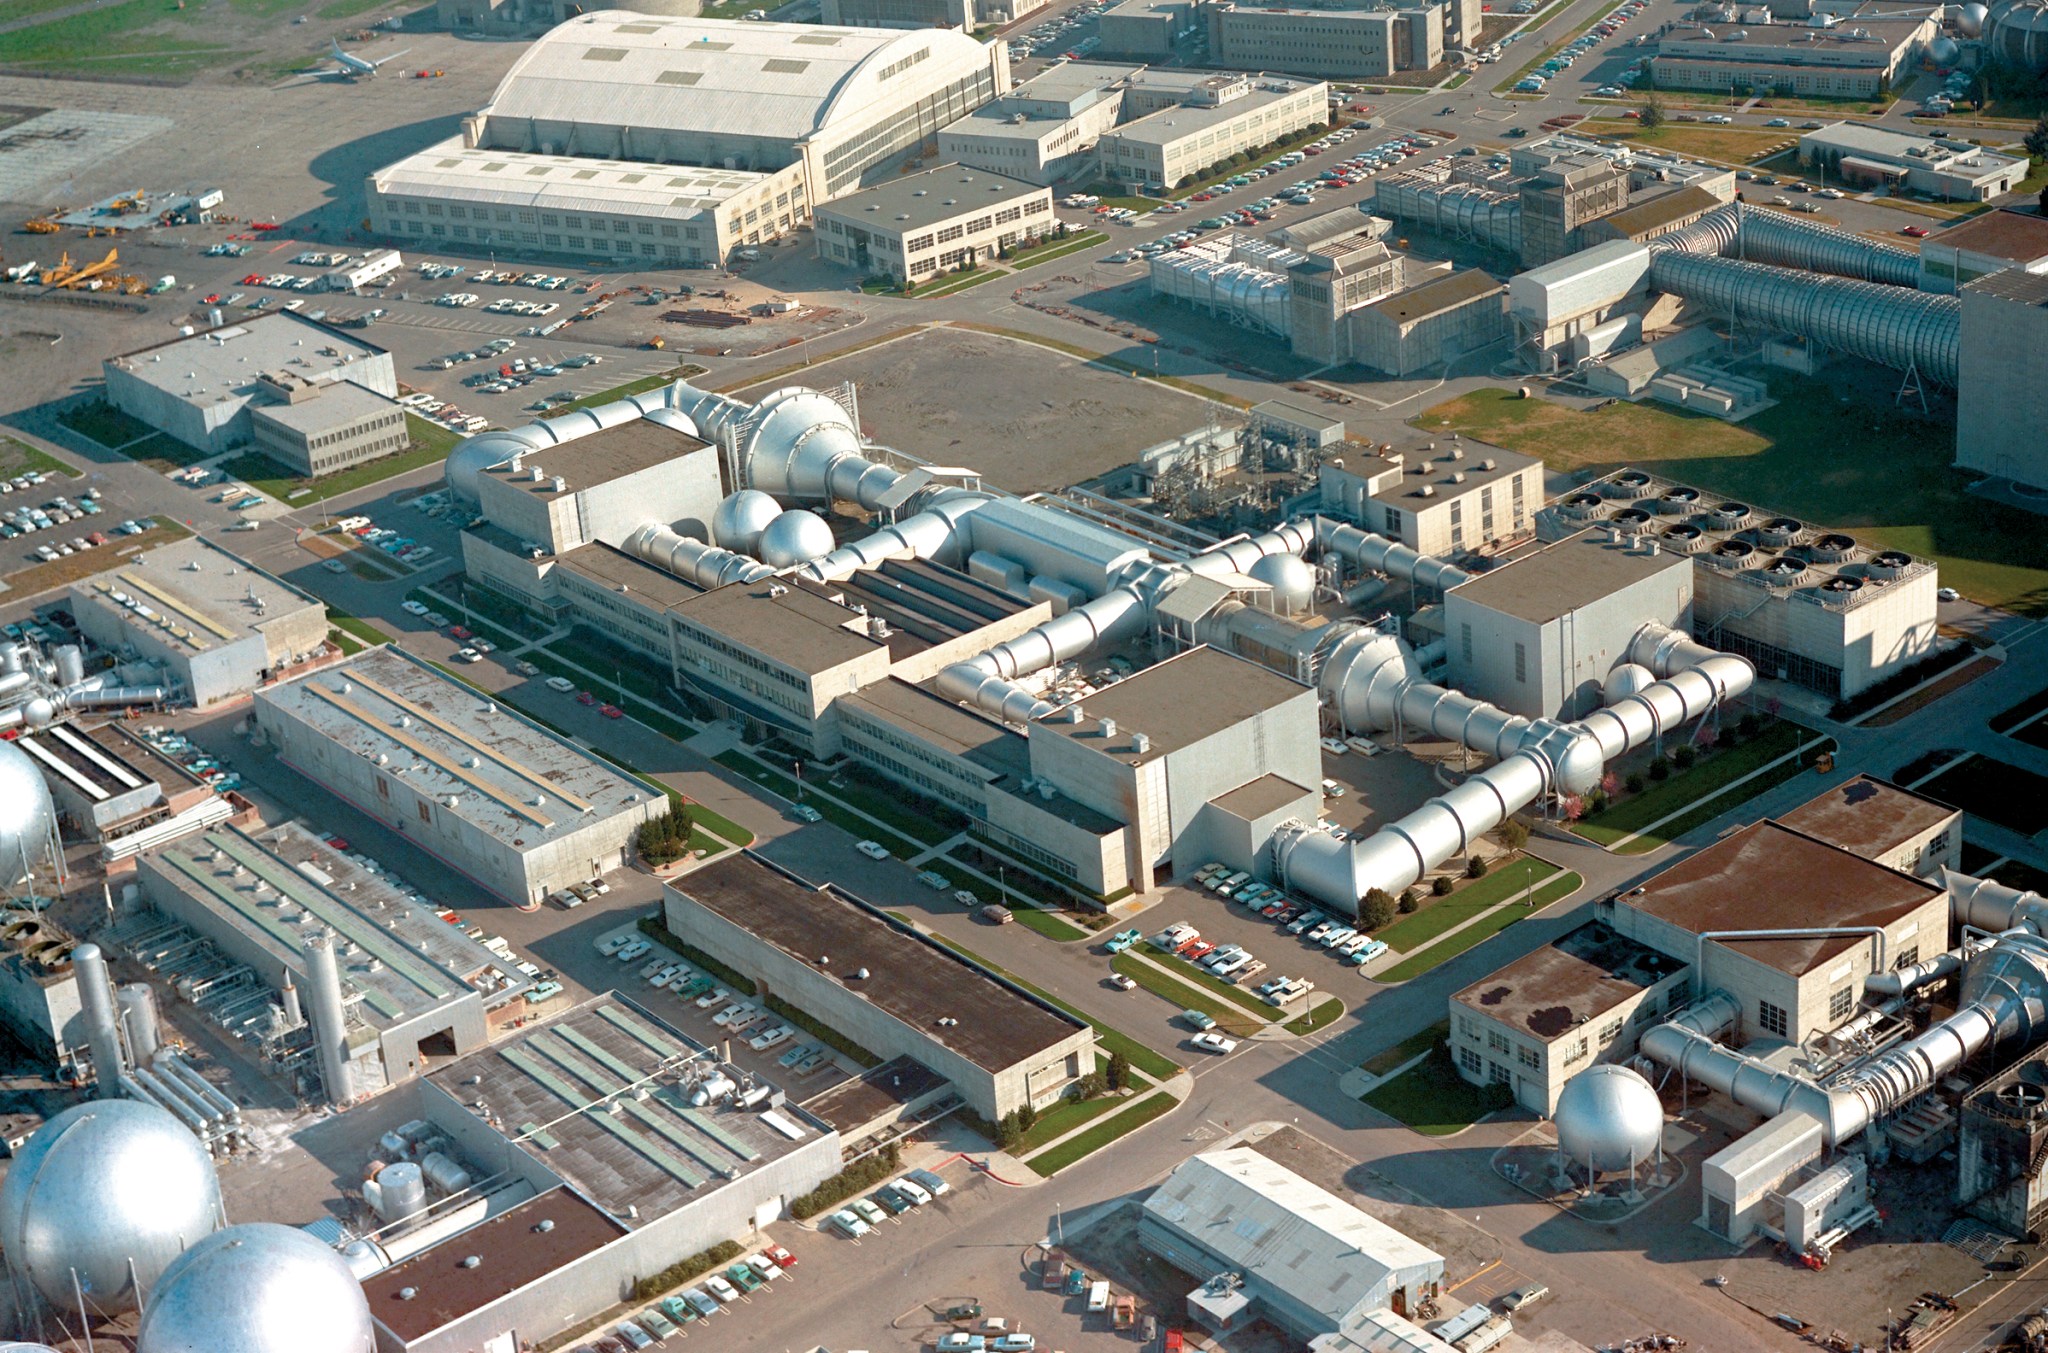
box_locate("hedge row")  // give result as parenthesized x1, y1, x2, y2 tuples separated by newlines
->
(791, 1142, 903, 1220)
(631, 1240, 745, 1301)
(636, 917, 758, 996)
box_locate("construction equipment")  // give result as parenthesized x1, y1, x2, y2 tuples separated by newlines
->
(23, 219, 59, 234)
(50, 248, 120, 290)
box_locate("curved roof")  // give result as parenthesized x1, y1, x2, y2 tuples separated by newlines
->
(481, 13, 990, 145)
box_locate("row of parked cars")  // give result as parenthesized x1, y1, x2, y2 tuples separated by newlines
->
(568, 1243, 800, 1352)
(594, 931, 836, 1076)
(339, 515, 436, 566)
(1514, 0, 1645, 92)
(1192, 863, 1391, 970)
(825, 1166, 953, 1241)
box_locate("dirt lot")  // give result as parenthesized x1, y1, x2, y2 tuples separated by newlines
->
(747, 326, 1229, 492)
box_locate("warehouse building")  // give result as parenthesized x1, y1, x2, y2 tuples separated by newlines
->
(1776, 775, 1960, 878)
(253, 647, 662, 906)
(1315, 441, 1543, 560)
(1098, 72, 1327, 194)
(1140, 1148, 1446, 1336)
(371, 992, 842, 1353)
(1578, 184, 1725, 249)
(70, 537, 330, 708)
(662, 853, 1096, 1119)
(1450, 921, 1691, 1116)
(815, 163, 1056, 284)
(20, 720, 231, 862)
(1444, 527, 1694, 720)
(1346, 268, 1508, 376)
(1284, 231, 1404, 364)
(1651, 17, 1935, 99)
(821, 0, 974, 28)
(1602, 820, 1947, 1049)
(248, 378, 409, 480)
(1203, 2, 1442, 79)
(367, 16, 1010, 264)
(1797, 121, 2026, 201)
(137, 822, 528, 1099)
(1545, 469, 1941, 701)
(938, 61, 1144, 185)
(101, 313, 397, 458)
(1916, 208, 2048, 294)
(1956, 269, 2048, 494)
(1098, 0, 1198, 57)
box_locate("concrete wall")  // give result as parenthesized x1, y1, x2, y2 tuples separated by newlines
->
(1449, 968, 1690, 1116)
(1185, 781, 1320, 881)
(69, 588, 271, 707)
(0, 958, 83, 1065)
(662, 884, 1094, 1118)
(982, 789, 1128, 896)
(1957, 283, 2048, 495)
(1349, 285, 1508, 378)
(1696, 564, 1938, 700)
(250, 400, 409, 478)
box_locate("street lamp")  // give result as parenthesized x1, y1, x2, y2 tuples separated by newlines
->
(793, 760, 805, 803)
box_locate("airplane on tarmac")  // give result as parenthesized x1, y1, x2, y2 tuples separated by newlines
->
(327, 38, 410, 78)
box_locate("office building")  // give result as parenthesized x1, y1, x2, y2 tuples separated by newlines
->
(821, 0, 974, 28)
(1098, 72, 1327, 193)
(1098, 0, 1197, 57)
(1798, 121, 2027, 201)
(1651, 16, 1935, 99)
(1203, 3, 1442, 79)
(938, 61, 1143, 185)
(814, 163, 1056, 284)
(1316, 441, 1542, 559)
(248, 379, 408, 479)
(1916, 208, 2048, 293)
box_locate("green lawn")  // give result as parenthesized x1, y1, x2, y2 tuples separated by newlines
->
(929, 936, 1180, 1081)
(816, 768, 962, 847)
(1607, 751, 1831, 854)
(1362, 1059, 1508, 1136)
(1027, 1092, 1175, 1176)
(1013, 908, 1088, 942)
(546, 630, 677, 706)
(1919, 755, 2048, 836)
(1375, 873, 1583, 983)
(0, 437, 80, 480)
(1014, 1084, 1127, 1152)
(1135, 943, 1276, 1019)
(217, 416, 458, 506)
(1006, 230, 1107, 270)
(329, 611, 392, 648)
(1572, 722, 1824, 849)
(1575, 119, 1795, 165)
(58, 402, 161, 452)
(712, 750, 919, 858)
(1417, 379, 2048, 614)
(1111, 954, 1264, 1037)
(315, 0, 401, 14)
(0, 0, 256, 76)
(327, 627, 365, 656)
(1372, 858, 1561, 953)
(1361, 1020, 1447, 1076)
(1284, 997, 1344, 1035)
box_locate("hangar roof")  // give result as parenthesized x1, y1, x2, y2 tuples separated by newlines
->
(481, 13, 990, 146)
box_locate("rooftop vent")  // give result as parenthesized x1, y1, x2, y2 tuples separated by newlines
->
(1756, 515, 1804, 546)
(461, 1256, 481, 1269)
(1605, 470, 1655, 499)
(1809, 531, 1857, 562)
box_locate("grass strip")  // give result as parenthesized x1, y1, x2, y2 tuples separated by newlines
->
(217, 415, 457, 506)
(637, 917, 757, 996)
(712, 750, 918, 858)
(1284, 996, 1344, 1035)
(1919, 755, 2048, 836)
(763, 994, 882, 1069)
(1370, 858, 1559, 953)
(1111, 955, 1263, 1037)
(928, 935, 1179, 1081)
(1571, 722, 1818, 846)
(0, 437, 80, 479)
(1361, 1020, 1448, 1076)
(1006, 230, 1107, 270)
(1013, 907, 1088, 942)
(1027, 1092, 1175, 1176)
(1136, 942, 1275, 1019)
(1611, 753, 1827, 854)
(327, 627, 365, 657)
(1991, 684, 2048, 736)
(1362, 1059, 1506, 1136)
(328, 611, 391, 648)
(1014, 1085, 1128, 1152)
(1375, 873, 1582, 983)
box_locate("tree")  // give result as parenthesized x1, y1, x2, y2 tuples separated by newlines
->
(1495, 818, 1530, 852)
(635, 804, 696, 866)
(2031, 115, 2048, 161)
(1648, 755, 1672, 782)
(1398, 888, 1420, 914)
(1106, 1050, 1131, 1092)
(1432, 875, 1455, 897)
(1467, 855, 1489, 880)
(1360, 890, 1398, 931)
(1638, 93, 1666, 130)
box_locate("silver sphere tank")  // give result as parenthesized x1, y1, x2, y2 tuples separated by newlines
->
(1555, 1064, 1663, 1171)
(0, 740, 56, 878)
(137, 1224, 375, 1353)
(756, 509, 835, 568)
(0, 1100, 223, 1314)
(1990, 0, 2048, 71)
(1928, 34, 1962, 63)
(711, 490, 782, 555)
(1247, 553, 1316, 615)
(1602, 662, 1656, 705)
(1961, 0, 1990, 32)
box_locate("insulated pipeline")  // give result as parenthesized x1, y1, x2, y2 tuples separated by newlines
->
(1650, 203, 1921, 288)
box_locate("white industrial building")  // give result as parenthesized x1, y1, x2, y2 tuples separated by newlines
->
(366, 15, 1010, 264)
(100, 313, 397, 458)
(662, 852, 1096, 1119)
(252, 647, 662, 906)
(21, 720, 232, 862)
(1916, 208, 2048, 294)
(1139, 1148, 1446, 1335)
(1202, 2, 1443, 79)
(938, 61, 1144, 185)
(815, 163, 1055, 284)
(248, 379, 409, 479)
(1651, 17, 1935, 99)
(1956, 269, 2048, 494)
(1798, 122, 2027, 201)
(70, 537, 331, 708)
(1097, 71, 1327, 194)
(1317, 442, 1542, 561)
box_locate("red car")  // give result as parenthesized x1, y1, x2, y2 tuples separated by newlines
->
(326, 836, 349, 851)
(251, 221, 280, 231)
(1182, 940, 1217, 961)
(1900, 225, 1930, 238)
(765, 1244, 796, 1269)
(203, 293, 220, 305)
(599, 704, 623, 719)
(576, 690, 597, 705)
(243, 274, 265, 285)
(449, 625, 472, 640)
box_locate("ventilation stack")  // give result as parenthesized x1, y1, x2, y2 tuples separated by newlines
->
(302, 931, 352, 1107)
(72, 942, 128, 1096)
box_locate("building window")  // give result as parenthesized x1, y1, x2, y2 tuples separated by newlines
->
(1758, 1000, 1788, 1038)
(1460, 623, 1472, 664)
(1598, 1017, 1624, 1043)
(1513, 642, 1527, 684)
(1459, 1046, 1483, 1075)
(376, 777, 390, 799)
(1896, 945, 1920, 970)
(1829, 986, 1854, 1022)
(1515, 1044, 1538, 1069)
(1489, 1061, 1513, 1085)
(1562, 1035, 1589, 1066)
(416, 801, 431, 824)
(1486, 1028, 1508, 1055)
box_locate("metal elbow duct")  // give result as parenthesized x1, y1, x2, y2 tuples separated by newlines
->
(1945, 868, 2048, 934)
(624, 523, 773, 589)
(797, 493, 994, 583)
(934, 586, 1148, 722)
(1316, 518, 1471, 593)
(1865, 948, 1963, 999)
(1186, 519, 1316, 577)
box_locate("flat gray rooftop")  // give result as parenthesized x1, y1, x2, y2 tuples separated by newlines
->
(843, 676, 1031, 782)
(144, 822, 526, 1027)
(1110, 78, 1321, 146)
(18, 720, 197, 803)
(106, 311, 385, 400)
(1366, 269, 1503, 326)
(482, 418, 705, 501)
(75, 536, 323, 655)
(1211, 773, 1313, 822)
(424, 992, 829, 1226)
(248, 379, 397, 435)
(818, 163, 1046, 232)
(1454, 922, 1683, 1038)
(1038, 645, 1311, 764)
(1776, 775, 1956, 864)
(1013, 59, 1144, 105)
(258, 646, 653, 847)
(673, 577, 880, 675)
(671, 854, 1089, 1074)
(801, 1055, 949, 1135)
(1449, 527, 1684, 625)
(556, 541, 703, 609)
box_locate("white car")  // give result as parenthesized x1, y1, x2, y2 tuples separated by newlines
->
(1191, 1032, 1238, 1055)
(855, 840, 891, 860)
(401, 599, 429, 616)
(598, 934, 633, 955)
(1937, 586, 1961, 602)
(1320, 737, 1349, 755)
(545, 676, 576, 692)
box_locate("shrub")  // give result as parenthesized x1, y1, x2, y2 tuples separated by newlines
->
(791, 1142, 903, 1219)
(1625, 772, 1646, 795)
(1106, 1050, 1131, 1091)
(1360, 890, 1398, 931)
(635, 805, 695, 866)
(1466, 856, 1488, 880)
(632, 1240, 745, 1300)
(1072, 1069, 1108, 1101)
(1398, 888, 1420, 914)
(1585, 789, 1609, 816)
(1673, 744, 1698, 770)
(1648, 757, 1672, 782)
(1719, 728, 1740, 750)
(1432, 876, 1455, 897)
(1495, 819, 1529, 851)
(1737, 712, 1762, 739)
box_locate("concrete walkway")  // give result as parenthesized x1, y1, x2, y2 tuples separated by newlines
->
(1596, 730, 1833, 853)
(1359, 861, 1582, 982)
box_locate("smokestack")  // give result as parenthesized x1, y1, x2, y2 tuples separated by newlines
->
(72, 943, 127, 1095)
(117, 982, 159, 1064)
(282, 968, 302, 1028)
(302, 931, 352, 1106)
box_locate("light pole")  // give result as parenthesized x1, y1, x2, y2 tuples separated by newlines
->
(793, 760, 805, 804)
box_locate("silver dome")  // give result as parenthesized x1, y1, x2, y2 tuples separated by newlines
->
(0, 1100, 223, 1314)
(1960, 0, 1990, 33)
(1602, 662, 1656, 705)
(756, 509, 835, 568)
(1990, 0, 2048, 70)
(1928, 34, 1962, 63)
(0, 741, 56, 881)
(1555, 1064, 1663, 1171)
(711, 490, 782, 555)
(137, 1224, 374, 1353)
(1247, 553, 1316, 615)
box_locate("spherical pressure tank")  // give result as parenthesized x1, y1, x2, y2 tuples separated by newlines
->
(1928, 34, 1962, 63)
(0, 741, 56, 878)
(755, 509, 834, 568)
(1247, 554, 1316, 615)
(0, 1100, 223, 1315)
(1990, 0, 2048, 71)
(1961, 0, 1990, 32)
(1602, 662, 1657, 706)
(711, 490, 782, 556)
(1555, 1064, 1664, 1172)
(137, 1224, 375, 1353)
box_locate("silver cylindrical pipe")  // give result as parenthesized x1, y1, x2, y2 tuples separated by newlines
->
(63, 686, 167, 710)
(302, 931, 352, 1108)
(798, 494, 992, 583)
(1865, 948, 1963, 999)
(117, 982, 159, 1063)
(282, 969, 303, 1029)
(623, 522, 775, 590)
(1316, 518, 1471, 593)
(934, 586, 1149, 723)
(133, 1062, 217, 1127)
(1184, 519, 1316, 577)
(124, 1072, 209, 1137)
(1945, 868, 2048, 934)
(1651, 202, 1921, 287)
(53, 646, 84, 688)
(73, 943, 127, 1095)
(161, 1050, 241, 1122)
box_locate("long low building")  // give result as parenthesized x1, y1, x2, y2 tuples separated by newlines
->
(662, 853, 1095, 1120)
(1651, 16, 1934, 99)
(1203, 2, 1442, 79)
(1098, 71, 1327, 194)
(252, 647, 662, 906)
(1798, 120, 2028, 202)
(815, 163, 1056, 284)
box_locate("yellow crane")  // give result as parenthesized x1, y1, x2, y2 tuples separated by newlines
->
(52, 248, 119, 290)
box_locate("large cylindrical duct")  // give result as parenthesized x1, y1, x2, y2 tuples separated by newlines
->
(1185, 519, 1317, 578)
(933, 586, 1149, 723)
(302, 932, 352, 1108)
(1647, 250, 1959, 385)
(73, 943, 127, 1095)
(623, 522, 775, 590)
(445, 386, 682, 503)
(282, 969, 303, 1029)
(53, 646, 84, 688)
(1316, 519, 1471, 594)
(118, 982, 159, 1064)
(1651, 203, 1920, 287)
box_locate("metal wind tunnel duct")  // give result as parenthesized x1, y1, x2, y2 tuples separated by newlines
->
(1650, 203, 1922, 288)
(623, 523, 776, 589)
(934, 587, 1152, 723)
(1645, 250, 1960, 385)
(72, 943, 126, 1095)
(1314, 518, 1471, 595)
(302, 931, 352, 1108)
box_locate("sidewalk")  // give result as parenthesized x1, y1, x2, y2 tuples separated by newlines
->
(1594, 731, 1831, 853)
